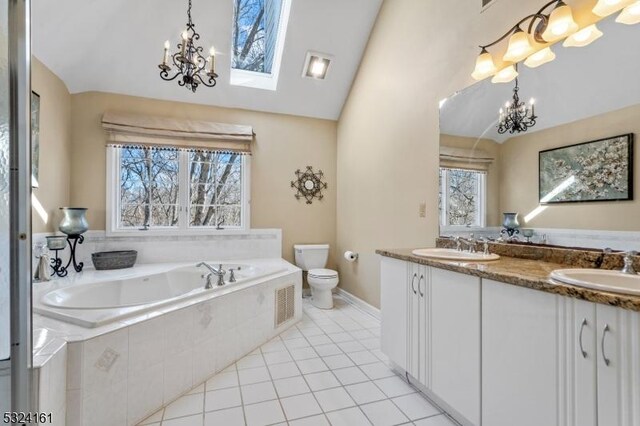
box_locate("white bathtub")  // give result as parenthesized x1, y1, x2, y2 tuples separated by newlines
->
(34, 260, 288, 328)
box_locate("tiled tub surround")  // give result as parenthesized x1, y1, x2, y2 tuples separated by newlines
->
(32, 261, 301, 426)
(377, 248, 640, 311)
(33, 259, 288, 327)
(32, 228, 283, 269)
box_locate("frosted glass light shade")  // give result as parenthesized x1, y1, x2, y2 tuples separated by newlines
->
(542, 1, 579, 42)
(563, 24, 604, 47)
(524, 47, 556, 68)
(503, 29, 534, 63)
(616, 1, 640, 24)
(491, 65, 519, 84)
(471, 49, 498, 80)
(593, 0, 634, 17)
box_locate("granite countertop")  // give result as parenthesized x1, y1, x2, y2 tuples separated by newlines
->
(376, 248, 640, 312)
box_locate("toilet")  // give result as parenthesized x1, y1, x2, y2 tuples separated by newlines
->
(294, 244, 339, 309)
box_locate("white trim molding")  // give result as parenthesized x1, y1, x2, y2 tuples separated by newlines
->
(335, 288, 380, 321)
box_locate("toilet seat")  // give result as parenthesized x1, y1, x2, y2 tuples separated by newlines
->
(308, 268, 338, 279)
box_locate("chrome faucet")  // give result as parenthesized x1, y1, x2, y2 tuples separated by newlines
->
(478, 237, 490, 255)
(197, 262, 226, 288)
(456, 236, 477, 253)
(621, 251, 638, 275)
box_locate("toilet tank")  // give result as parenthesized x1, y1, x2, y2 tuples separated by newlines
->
(294, 244, 329, 271)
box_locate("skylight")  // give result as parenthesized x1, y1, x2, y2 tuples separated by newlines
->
(230, 0, 291, 91)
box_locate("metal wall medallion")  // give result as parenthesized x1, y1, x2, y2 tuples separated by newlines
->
(291, 166, 328, 204)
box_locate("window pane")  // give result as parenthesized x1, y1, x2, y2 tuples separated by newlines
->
(443, 169, 482, 226)
(232, 0, 283, 74)
(119, 147, 179, 228)
(189, 151, 243, 228)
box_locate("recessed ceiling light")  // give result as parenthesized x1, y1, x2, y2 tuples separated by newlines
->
(302, 51, 332, 80)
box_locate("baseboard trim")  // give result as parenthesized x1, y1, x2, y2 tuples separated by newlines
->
(334, 288, 380, 321)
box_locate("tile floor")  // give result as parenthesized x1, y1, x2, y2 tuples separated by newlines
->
(137, 296, 458, 426)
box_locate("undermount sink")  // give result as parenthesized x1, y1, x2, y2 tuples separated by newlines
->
(550, 269, 640, 296)
(411, 248, 500, 261)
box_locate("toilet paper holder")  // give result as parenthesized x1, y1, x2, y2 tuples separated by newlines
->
(344, 251, 359, 262)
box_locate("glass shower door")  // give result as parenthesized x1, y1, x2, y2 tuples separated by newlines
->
(0, 0, 11, 413)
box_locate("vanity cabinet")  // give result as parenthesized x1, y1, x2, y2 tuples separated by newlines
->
(430, 268, 481, 426)
(380, 257, 408, 371)
(482, 279, 561, 426)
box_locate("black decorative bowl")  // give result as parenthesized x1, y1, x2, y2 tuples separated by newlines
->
(91, 250, 138, 270)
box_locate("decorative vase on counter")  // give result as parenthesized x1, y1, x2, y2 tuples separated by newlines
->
(59, 207, 89, 236)
(501, 212, 520, 237)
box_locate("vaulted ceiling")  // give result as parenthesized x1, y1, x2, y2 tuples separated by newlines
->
(32, 0, 383, 120)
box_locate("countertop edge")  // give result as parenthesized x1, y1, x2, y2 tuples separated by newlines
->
(376, 249, 640, 312)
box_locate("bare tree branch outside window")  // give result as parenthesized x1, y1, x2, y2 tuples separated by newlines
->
(232, 0, 283, 74)
(439, 168, 484, 226)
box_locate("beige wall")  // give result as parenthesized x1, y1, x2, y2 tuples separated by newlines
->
(336, 0, 559, 308)
(69, 92, 337, 266)
(440, 134, 501, 227)
(31, 58, 72, 233)
(500, 104, 640, 231)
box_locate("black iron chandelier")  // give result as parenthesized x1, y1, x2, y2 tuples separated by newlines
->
(158, 0, 218, 92)
(497, 71, 537, 135)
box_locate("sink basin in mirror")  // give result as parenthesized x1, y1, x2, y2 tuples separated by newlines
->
(550, 269, 640, 296)
(438, 14, 640, 250)
(412, 248, 500, 261)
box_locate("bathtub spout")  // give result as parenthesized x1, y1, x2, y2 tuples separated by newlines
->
(197, 262, 226, 287)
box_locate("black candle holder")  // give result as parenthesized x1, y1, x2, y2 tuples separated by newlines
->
(501, 227, 520, 238)
(50, 235, 85, 278)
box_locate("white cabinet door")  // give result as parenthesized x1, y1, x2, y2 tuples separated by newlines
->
(558, 298, 597, 426)
(431, 268, 480, 426)
(596, 305, 640, 426)
(380, 257, 408, 371)
(408, 262, 428, 384)
(482, 279, 561, 426)
(417, 265, 429, 387)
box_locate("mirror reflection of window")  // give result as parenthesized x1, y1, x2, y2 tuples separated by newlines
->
(439, 168, 487, 228)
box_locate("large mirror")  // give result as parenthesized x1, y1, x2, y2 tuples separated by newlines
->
(439, 15, 640, 248)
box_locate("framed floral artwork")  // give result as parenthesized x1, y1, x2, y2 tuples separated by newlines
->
(539, 134, 633, 204)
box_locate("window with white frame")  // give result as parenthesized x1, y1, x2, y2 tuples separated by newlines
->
(439, 167, 486, 227)
(107, 145, 249, 233)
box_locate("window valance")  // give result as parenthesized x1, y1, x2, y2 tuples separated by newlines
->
(101, 111, 254, 153)
(440, 145, 494, 171)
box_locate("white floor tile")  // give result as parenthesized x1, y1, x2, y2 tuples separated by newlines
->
(243, 400, 286, 426)
(263, 351, 293, 365)
(161, 414, 203, 426)
(240, 381, 278, 405)
(323, 354, 355, 370)
(374, 376, 416, 398)
(345, 382, 387, 405)
(284, 338, 311, 350)
(313, 343, 342, 357)
(273, 376, 311, 398)
(139, 409, 164, 425)
(360, 362, 396, 380)
(206, 371, 238, 391)
(307, 335, 332, 346)
(347, 351, 379, 366)
(333, 366, 369, 386)
(261, 338, 287, 354)
(205, 387, 242, 412)
(187, 384, 205, 395)
(350, 330, 375, 340)
(280, 328, 304, 341)
(163, 393, 204, 420)
(337, 340, 367, 353)
(327, 332, 353, 343)
(326, 407, 372, 426)
(300, 327, 325, 337)
(203, 407, 245, 426)
(391, 393, 440, 420)
(280, 393, 323, 420)
(304, 371, 341, 391)
(288, 414, 330, 426)
(413, 414, 458, 426)
(360, 338, 380, 350)
(238, 366, 271, 385)
(360, 399, 409, 426)
(268, 361, 301, 379)
(237, 354, 266, 370)
(290, 347, 320, 361)
(297, 358, 329, 375)
(313, 387, 356, 412)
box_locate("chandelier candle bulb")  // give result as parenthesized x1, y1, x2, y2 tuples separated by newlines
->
(593, 0, 635, 17)
(208, 47, 216, 74)
(616, 1, 640, 24)
(162, 40, 170, 66)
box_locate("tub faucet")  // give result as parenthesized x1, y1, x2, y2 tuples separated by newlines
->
(197, 262, 226, 287)
(621, 251, 638, 275)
